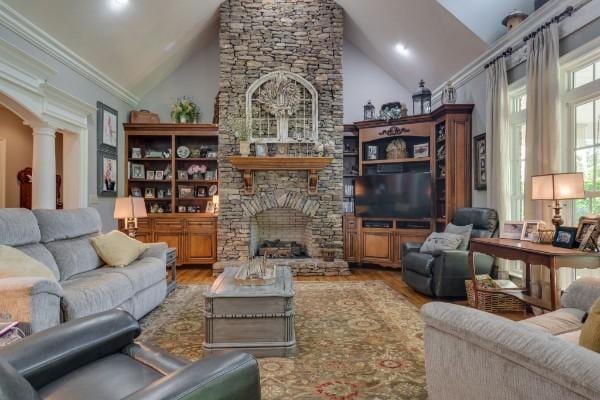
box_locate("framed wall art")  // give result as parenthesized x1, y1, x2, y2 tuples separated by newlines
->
(473, 133, 486, 190)
(97, 101, 118, 152)
(97, 150, 118, 197)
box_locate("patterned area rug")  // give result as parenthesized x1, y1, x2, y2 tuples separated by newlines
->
(139, 281, 427, 400)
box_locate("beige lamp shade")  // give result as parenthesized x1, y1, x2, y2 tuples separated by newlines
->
(531, 173, 585, 200)
(114, 197, 147, 219)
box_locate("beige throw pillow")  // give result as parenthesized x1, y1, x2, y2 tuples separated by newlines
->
(91, 230, 147, 267)
(579, 297, 600, 353)
(419, 232, 464, 256)
(0, 245, 56, 281)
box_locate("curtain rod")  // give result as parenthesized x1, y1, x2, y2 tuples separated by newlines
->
(483, 1, 588, 69)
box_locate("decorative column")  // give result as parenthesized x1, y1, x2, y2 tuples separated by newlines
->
(31, 124, 57, 209)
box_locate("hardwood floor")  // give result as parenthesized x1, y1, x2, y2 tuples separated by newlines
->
(177, 264, 528, 320)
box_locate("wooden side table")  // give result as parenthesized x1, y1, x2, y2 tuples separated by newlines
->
(166, 247, 177, 294)
(469, 238, 600, 311)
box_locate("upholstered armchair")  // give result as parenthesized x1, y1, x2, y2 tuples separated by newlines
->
(402, 207, 499, 298)
(0, 310, 261, 400)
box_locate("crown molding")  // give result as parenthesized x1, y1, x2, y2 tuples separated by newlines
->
(0, 0, 140, 106)
(431, 0, 597, 103)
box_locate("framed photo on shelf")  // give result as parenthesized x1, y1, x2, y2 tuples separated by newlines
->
(177, 170, 188, 181)
(196, 186, 207, 197)
(255, 143, 267, 157)
(131, 163, 145, 179)
(206, 201, 215, 213)
(366, 145, 378, 160)
(146, 170, 155, 180)
(131, 147, 142, 159)
(130, 187, 142, 197)
(97, 150, 117, 197)
(155, 170, 164, 180)
(144, 187, 155, 199)
(553, 226, 578, 248)
(500, 220, 525, 240)
(97, 101, 118, 152)
(178, 185, 194, 198)
(473, 133, 487, 190)
(413, 143, 429, 158)
(521, 220, 545, 242)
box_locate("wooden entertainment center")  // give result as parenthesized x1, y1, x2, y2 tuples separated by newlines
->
(343, 104, 473, 268)
(121, 123, 219, 265)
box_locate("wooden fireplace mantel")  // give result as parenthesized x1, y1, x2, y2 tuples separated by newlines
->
(228, 156, 334, 195)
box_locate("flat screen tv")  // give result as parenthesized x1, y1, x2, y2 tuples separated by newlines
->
(354, 172, 432, 219)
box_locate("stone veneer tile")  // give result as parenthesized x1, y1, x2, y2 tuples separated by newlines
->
(218, 0, 345, 274)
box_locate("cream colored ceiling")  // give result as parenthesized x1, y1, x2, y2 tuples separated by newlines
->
(3, 0, 489, 99)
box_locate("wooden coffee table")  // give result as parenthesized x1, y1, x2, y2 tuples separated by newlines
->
(203, 266, 296, 357)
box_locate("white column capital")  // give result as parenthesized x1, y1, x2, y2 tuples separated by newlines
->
(25, 121, 57, 137)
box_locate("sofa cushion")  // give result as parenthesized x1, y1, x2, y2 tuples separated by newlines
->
(111, 257, 165, 293)
(420, 232, 463, 256)
(91, 231, 147, 268)
(16, 244, 60, 280)
(33, 208, 101, 244)
(45, 235, 103, 281)
(519, 308, 585, 335)
(0, 209, 41, 247)
(404, 251, 435, 276)
(61, 269, 134, 321)
(0, 245, 56, 281)
(37, 354, 162, 400)
(557, 330, 581, 344)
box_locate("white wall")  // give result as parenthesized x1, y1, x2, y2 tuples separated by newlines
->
(0, 25, 133, 230)
(138, 36, 411, 126)
(138, 38, 220, 123)
(343, 41, 412, 123)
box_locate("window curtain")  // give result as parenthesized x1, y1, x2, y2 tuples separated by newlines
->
(523, 23, 565, 302)
(486, 58, 510, 278)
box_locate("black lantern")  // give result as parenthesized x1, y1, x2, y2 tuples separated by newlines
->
(363, 100, 375, 120)
(412, 79, 432, 115)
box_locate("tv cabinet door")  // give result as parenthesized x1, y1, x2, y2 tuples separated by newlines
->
(344, 231, 359, 262)
(361, 231, 395, 267)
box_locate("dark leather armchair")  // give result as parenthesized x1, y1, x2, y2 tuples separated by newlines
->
(0, 310, 261, 400)
(402, 207, 499, 298)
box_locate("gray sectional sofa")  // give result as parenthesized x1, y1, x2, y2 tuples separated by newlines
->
(0, 208, 167, 334)
(421, 277, 600, 400)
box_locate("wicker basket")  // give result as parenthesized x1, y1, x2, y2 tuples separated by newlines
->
(465, 280, 526, 313)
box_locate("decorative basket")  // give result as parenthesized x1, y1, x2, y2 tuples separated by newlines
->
(537, 228, 555, 244)
(130, 110, 160, 124)
(465, 280, 526, 313)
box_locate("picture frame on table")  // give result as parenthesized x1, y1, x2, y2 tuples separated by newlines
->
(521, 220, 545, 242)
(553, 226, 578, 248)
(500, 220, 525, 240)
(473, 133, 486, 190)
(255, 143, 267, 157)
(576, 216, 600, 252)
(97, 150, 117, 197)
(131, 163, 145, 179)
(97, 101, 118, 152)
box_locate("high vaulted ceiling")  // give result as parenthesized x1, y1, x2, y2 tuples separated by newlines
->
(2, 0, 523, 100)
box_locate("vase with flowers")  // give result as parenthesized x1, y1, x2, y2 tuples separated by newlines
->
(231, 117, 253, 157)
(171, 97, 199, 124)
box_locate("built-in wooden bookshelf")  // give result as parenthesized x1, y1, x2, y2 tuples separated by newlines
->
(122, 123, 219, 265)
(343, 104, 473, 268)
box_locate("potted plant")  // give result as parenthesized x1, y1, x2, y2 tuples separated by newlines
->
(171, 97, 199, 124)
(231, 117, 253, 157)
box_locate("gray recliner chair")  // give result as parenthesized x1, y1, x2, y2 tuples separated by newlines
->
(0, 310, 261, 400)
(402, 207, 499, 298)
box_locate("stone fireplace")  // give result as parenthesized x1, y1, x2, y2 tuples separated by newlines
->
(214, 0, 349, 276)
(250, 209, 312, 258)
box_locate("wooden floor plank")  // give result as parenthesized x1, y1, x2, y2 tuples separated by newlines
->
(176, 265, 528, 320)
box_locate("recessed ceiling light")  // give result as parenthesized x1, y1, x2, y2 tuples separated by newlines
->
(110, 0, 129, 10)
(395, 43, 410, 56)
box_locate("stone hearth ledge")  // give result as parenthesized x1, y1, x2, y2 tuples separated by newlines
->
(212, 259, 350, 277)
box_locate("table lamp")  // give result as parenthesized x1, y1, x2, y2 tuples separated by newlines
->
(531, 172, 584, 227)
(114, 197, 147, 237)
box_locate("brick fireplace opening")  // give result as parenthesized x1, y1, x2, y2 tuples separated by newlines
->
(250, 208, 315, 258)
